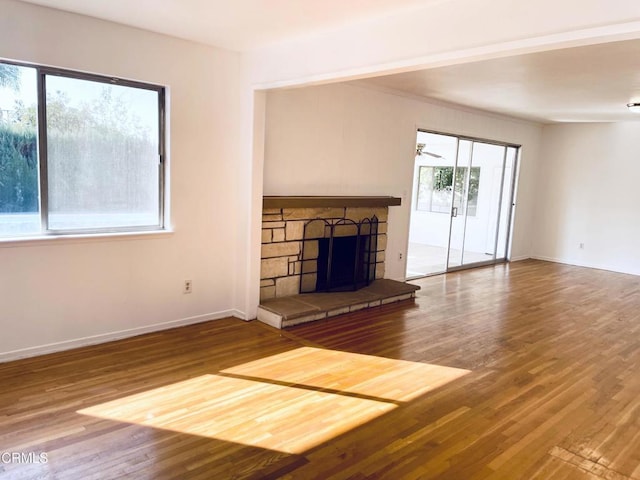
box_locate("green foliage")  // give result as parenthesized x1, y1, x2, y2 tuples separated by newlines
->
(417, 165, 481, 215)
(1, 69, 157, 217)
(0, 125, 38, 213)
(433, 167, 454, 191)
(432, 166, 480, 203)
(0, 64, 20, 90)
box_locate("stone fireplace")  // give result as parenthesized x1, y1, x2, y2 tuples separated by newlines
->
(260, 196, 400, 301)
(257, 196, 419, 329)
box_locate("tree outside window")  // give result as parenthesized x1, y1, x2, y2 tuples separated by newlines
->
(416, 166, 480, 216)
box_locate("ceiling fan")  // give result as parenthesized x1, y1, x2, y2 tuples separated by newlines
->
(416, 143, 443, 158)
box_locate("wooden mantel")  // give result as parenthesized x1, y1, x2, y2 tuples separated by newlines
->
(263, 196, 402, 209)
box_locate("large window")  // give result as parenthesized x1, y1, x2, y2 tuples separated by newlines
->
(0, 61, 165, 238)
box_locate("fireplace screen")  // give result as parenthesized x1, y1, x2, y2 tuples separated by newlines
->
(300, 216, 378, 293)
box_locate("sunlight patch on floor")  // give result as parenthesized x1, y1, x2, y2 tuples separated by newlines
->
(222, 347, 470, 403)
(78, 347, 470, 454)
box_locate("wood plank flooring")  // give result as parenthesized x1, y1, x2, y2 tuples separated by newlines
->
(1, 259, 639, 479)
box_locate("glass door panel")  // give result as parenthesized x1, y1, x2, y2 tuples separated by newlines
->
(406, 132, 458, 277)
(457, 141, 508, 268)
(495, 147, 518, 258)
(447, 140, 472, 269)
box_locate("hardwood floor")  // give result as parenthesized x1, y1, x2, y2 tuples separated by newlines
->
(1, 259, 639, 479)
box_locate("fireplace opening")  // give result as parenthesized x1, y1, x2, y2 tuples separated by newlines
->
(316, 235, 367, 291)
(300, 217, 378, 293)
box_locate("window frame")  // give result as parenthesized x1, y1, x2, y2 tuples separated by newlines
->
(0, 59, 166, 238)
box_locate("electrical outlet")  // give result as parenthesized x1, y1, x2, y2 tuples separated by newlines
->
(579, 243, 585, 250)
(183, 280, 192, 294)
(399, 252, 403, 260)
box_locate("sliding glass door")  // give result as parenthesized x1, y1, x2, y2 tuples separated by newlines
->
(406, 131, 518, 278)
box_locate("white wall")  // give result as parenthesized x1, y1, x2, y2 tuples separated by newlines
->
(0, 0, 244, 360)
(264, 83, 543, 280)
(533, 122, 640, 275)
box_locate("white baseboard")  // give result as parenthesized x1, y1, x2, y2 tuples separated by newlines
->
(531, 255, 599, 271)
(530, 255, 565, 263)
(509, 255, 532, 262)
(531, 255, 640, 277)
(0, 309, 241, 363)
(230, 309, 250, 321)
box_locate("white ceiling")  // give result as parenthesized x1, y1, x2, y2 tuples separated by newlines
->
(18, 0, 437, 51)
(18, 0, 640, 124)
(354, 39, 640, 124)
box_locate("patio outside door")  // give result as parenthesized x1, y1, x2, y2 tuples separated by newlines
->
(406, 131, 518, 278)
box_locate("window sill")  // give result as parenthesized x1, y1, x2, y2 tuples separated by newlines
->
(0, 229, 174, 248)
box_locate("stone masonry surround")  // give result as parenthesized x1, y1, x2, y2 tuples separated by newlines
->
(260, 206, 388, 300)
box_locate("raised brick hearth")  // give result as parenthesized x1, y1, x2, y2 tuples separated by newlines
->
(258, 278, 420, 329)
(256, 196, 419, 329)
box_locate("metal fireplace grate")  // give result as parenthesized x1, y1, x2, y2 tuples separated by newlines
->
(300, 216, 378, 293)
